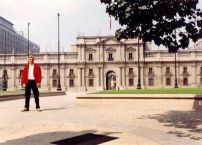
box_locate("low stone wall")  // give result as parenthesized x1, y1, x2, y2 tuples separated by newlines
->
(0, 91, 66, 102)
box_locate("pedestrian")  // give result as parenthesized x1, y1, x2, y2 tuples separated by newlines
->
(21, 55, 42, 112)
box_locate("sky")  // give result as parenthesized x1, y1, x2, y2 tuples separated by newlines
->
(0, 0, 120, 52)
(0, 0, 201, 52)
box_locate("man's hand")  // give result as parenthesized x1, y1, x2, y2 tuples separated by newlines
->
(22, 84, 26, 88)
(37, 83, 40, 88)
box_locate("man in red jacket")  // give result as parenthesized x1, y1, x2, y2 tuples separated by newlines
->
(21, 55, 42, 112)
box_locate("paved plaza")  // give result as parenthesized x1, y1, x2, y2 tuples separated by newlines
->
(0, 92, 202, 145)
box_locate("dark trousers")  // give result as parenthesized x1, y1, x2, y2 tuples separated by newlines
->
(25, 80, 40, 109)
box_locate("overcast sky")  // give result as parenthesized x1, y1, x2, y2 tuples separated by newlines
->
(0, 0, 202, 52)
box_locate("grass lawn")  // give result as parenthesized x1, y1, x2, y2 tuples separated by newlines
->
(0, 89, 24, 95)
(94, 88, 202, 94)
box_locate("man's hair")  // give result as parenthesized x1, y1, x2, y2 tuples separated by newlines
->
(29, 55, 34, 59)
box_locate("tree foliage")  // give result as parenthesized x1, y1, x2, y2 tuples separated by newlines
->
(101, 0, 202, 52)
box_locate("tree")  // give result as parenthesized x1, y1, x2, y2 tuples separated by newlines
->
(101, 0, 202, 52)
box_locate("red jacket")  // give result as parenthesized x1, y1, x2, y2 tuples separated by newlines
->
(21, 64, 42, 84)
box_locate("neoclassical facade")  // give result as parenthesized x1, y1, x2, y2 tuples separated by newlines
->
(0, 35, 202, 91)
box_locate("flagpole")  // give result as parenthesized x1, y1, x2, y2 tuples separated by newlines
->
(109, 15, 112, 35)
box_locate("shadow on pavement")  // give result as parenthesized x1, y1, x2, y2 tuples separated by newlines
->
(0, 130, 118, 145)
(192, 96, 202, 111)
(51, 133, 118, 145)
(139, 98, 202, 140)
(41, 107, 66, 112)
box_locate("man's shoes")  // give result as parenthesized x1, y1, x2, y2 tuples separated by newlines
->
(21, 108, 29, 112)
(36, 108, 41, 112)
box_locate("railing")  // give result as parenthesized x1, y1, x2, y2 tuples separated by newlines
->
(128, 72, 135, 77)
(165, 72, 172, 76)
(88, 58, 94, 61)
(198, 72, 202, 76)
(88, 73, 94, 77)
(145, 54, 157, 58)
(108, 58, 114, 61)
(68, 74, 75, 78)
(182, 72, 189, 76)
(86, 38, 96, 43)
(148, 72, 155, 77)
(161, 53, 173, 57)
(179, 53, 191, 57)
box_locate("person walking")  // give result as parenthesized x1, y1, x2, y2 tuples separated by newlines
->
(21, 55, 42, 112)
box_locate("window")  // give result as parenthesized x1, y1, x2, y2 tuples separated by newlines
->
(166, 78, 171, 86)
(89, 69, 93, 76)
(129, 68, 133, 75)
(149, 68, 153, 74)
(3, 70, 7, 77)
(129, 53, 133, 60)
(89, 54, 93, 61)
(89, 79, 94, 87)
(183, 67, 187, 73)
(200, 67, 202, 74)
(53, 80, 57, 87)
(109, 53, 112, 58)
(129, 78, 134, 86)
(69, 69, 74, 76)
(148, 78, 154, 86)
(183, 78, 188, 86)
(19, 70, 23, 77)
(108, 53, 114, 61)
(200, 78, 202, 85)
(69, 79, 74, 87)
(53, 69, 57, 76)
(166, 67, 170, 74)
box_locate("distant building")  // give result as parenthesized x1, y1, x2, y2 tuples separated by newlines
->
(0, 35, 202, 91)
(0, 16, 40, 54)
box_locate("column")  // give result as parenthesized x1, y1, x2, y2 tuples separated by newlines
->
(42, 65, 50, 91)
(124, 66, 127, 89)
(10, 65, 16, 90)
(63, 65, 67, 90)
(99, 67, 101, 86)
(120, 67, 123, 87)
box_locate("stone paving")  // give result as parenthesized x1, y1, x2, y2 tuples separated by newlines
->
(0, 92, 202, 145)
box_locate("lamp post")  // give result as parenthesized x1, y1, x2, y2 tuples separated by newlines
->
(137, 37, 142, 89)
(174, 52, 178, 88)
(3, 32, 7, 91)
(28, 22, 30, 57)
(174, 14, 178, 88)
(57, 13, 62, 91)
(122, 0, 144, 89)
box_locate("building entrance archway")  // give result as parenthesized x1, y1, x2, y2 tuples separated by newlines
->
(106, 71, 116, 90)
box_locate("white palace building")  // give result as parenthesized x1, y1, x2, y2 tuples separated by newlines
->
(0, 35, 202, 91)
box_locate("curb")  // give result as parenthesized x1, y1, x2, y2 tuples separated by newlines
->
(77, 94, 202, 100)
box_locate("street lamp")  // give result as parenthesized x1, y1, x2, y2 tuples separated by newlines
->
(57, 13, 62, 91)
(174, 15, 178, 88)
(3, 31, 7, 91)
(137, 37, 142, 89)
(174, 52, 178, 88)
(120, 0, 144, 89)
(28, 22, 30, 57)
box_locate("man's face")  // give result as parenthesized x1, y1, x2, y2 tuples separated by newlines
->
(29, 56, 34, 64)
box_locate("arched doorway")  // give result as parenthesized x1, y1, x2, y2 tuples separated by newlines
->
(106, 71, 116, 90)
